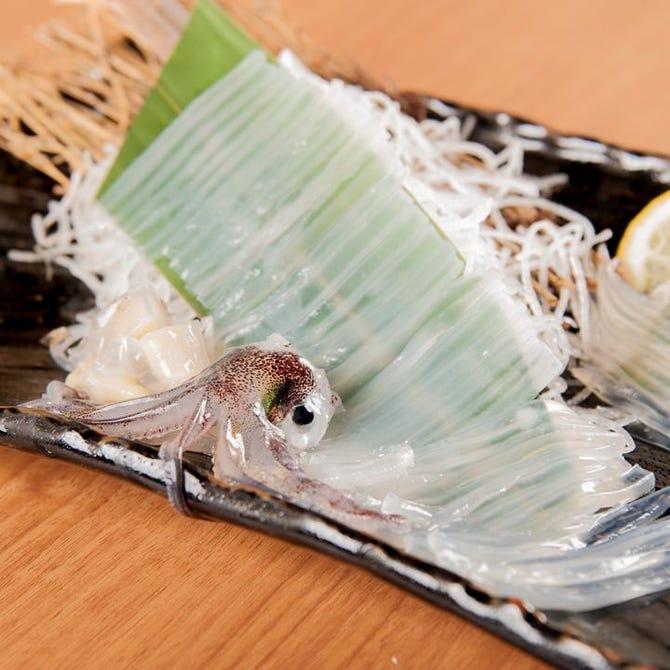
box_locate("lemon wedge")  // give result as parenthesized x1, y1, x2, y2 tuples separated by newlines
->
(616, 190, 670, 292)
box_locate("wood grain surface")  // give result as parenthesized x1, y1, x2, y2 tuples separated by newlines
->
(1, 2, 670, 669)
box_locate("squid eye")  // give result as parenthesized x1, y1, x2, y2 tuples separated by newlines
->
(292, 404, 314, 425)
(280, 387, 333, 451)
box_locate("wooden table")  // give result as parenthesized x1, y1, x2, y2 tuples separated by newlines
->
(1, 2, 669, 668)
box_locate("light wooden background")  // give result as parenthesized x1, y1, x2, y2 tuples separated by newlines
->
(2, 1, 670, 668)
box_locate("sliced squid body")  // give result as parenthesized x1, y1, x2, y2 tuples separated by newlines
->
(576, 263, 670, 434)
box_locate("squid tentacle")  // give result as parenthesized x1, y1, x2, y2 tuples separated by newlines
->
(81, 386, 204, 441)
(160, 393, 221, 516)
(20, 384, 203, 441)
(20, 397, 97, 417)
(257, 434, 404, 524)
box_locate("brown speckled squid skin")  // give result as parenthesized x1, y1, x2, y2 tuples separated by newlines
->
(24, 342, 315, 441)
(204, 344, 316, 425)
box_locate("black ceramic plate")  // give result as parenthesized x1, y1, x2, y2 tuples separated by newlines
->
(2, 98, 670, 669)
